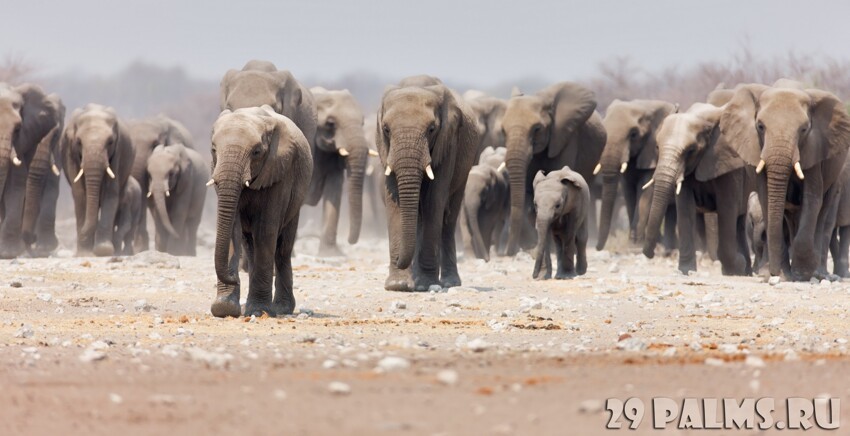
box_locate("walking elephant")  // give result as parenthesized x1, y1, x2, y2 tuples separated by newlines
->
(746, 192, 767, 274)
(305, 87, 375, 256)
(461, 147, 509, 261)
(61, 104, 136, 256)
(209, 105, 313, 318)
(128, 115, 195, 251)
(720, 80, 850, 280)
(463, 90, 507, 156)
(376, 77, 479, 292)
(502, 82, 606, 255)
(0, 83, 65, 258)
(146, 143, 207, 256)
(643, 103, 754, 276)
(113, 176, 143, 256)
(595, 99, 678, 251)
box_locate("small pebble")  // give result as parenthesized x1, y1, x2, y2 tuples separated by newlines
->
(436, 369, 459, 386)
(328, 381, 351, 395)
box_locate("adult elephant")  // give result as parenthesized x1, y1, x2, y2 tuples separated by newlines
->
(595, 99, 677, 251)
(0, 83, 65, 258)
(306, 87, 375, 256)
(463, 90, 507, 156)
(720, 80, 850, 280)
(128, 115, 195, 251)
(377, 77, 479, 291)
(61, 104, 136, 256)
(146, 143, 207, 256)
(643, 103, 754, 275)
(502, 83, 606, 255)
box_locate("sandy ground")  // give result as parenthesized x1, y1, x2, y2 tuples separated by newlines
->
(2, 222, 850, 435)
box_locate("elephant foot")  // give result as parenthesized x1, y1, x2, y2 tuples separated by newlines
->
(555, 269, 576, 280)
(244, 299, 274, 318)
(211, 294, 241, 318)
(317, 243, 345, 258)
(678, 260, 697, 275)
(835, 268, 850, 279)
(93, 242, 115, 257)
(440, 273, 461, 289)
(385, 269, 414, 292)
(414, 274, 441, 292)
(0, 240, 24, 259)
(272, 289, 296, 316)
(642, 244, 656, 259)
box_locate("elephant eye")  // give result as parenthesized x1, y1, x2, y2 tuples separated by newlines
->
(428, 122, 437, 134)
(251, 145, 262, 157)
(326, 118, 336, 129)
(756, 121, 765, 133)
(555, 202, 562, 209)
(800, 124, 810, 134)
(382, 124, 390, 135)
(629, 130, 639, 140)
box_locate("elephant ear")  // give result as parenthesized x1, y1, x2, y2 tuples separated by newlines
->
(539, 82, 597, 159)
(249, 114, 284, 190)
(17, 84, 55, 150)
(559, 168, 585, 189)
(114, 120, 135, 184)
(532, 170, 546, 188)
(801, 89, 850, 169)
(219, 69, 238, 111)
(375, 87, 399, 167)
(719, 84, 768, 166)
(693, 105, 746, 181)
(431, 86, 479, 172)
(706, 89, 734, 107)
(636, 101, 678, 170)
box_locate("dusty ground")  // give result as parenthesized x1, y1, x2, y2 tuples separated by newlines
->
(2, 224, 850, 435)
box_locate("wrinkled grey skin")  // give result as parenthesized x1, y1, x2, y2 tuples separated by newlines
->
(305, 87, 371, 256)
(0, 83, 64, 259)
(146, 143, 208, 256)
(376, 76, 479, 292)
(828, 153, 850, 277)
(463, 90, 507, 156)
(531, 167, 589, 280)
(720, 80, 850, 281)
(502, 83, 606, 256)
(128, 115, 195, 251)
(461, 147, 509, 261)
(361, 113, 387, 238)
(61, 104, 136, 257)
(209, 105, 313, 318)
(746, 192, 767, 274)
(596, 99, 677, 251)
(113, 176, 143, 255)
(644, 103, 754, 276)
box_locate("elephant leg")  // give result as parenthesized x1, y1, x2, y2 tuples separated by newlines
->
(622, 178, 638, 242)
(716, 208, 746, 275)
(0, 167, 27, 258)
(244, 229, 275, 317)
(32, 173, 60, 257)
(791, 173, 824, 280)
(736, 215, 752, 276)
(318, 171, 344, 257)
(458, 207, 475, 259)
(112, 209, 130, 255)
(169, 199, 190, 256)
(837, 226, 850, 278)
(576, 221, 588, 276)
(815, 186, 839, 279)
(519, 190, 538, 250)
(211, 216, 243, 318)
(272, 217, 300, 316)
(383, 186, 413, 292)
(587, 187, 598, 244)
(93, 183, 121, 256)
(413, 197, 446, 291)
(440, 191, 464, 288)
(662, 204, 678, 255)
(135, 208, 149, 253)
(556, 225, 577, 280)
(676, 186, 697, 274)
(635, 180, 652, 244)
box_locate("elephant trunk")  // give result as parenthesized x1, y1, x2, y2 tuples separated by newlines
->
(643, 161, 678, 258)
(80, 161, 106, 249)
(152, 185, 179, 238)
(21, 133, 55, 245)
(505, 134, 530, 256)
(466, 199, 489, 261)
(595, 170, 620, 250)
(533, 217, 551, 261)
(213, 151, 249, 286)
(395, 168, 421, 269)
(345, 139, 368, 245)
(765, 162, 791, 277)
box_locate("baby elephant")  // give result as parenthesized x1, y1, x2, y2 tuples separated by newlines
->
(532, 167, 590, 280)
(113, 176, 143, 255)
(745, 192, 767, 274)
(146, 143, 208, 256)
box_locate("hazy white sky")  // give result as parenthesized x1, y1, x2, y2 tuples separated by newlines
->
(4, 0, 849, 85)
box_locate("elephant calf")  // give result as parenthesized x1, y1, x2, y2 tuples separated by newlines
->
(746, 192, 767, 274)
(461, 149, 509, 261)
(531, 167, 590, 280)
(113, 176, 143, 255)
(146, 143, 207, 256)
(209, 105, 313, 318)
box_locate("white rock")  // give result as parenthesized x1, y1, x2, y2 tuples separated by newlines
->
(79, 349, 107, 363)
(391, 301, 407, 310)
(273, 389, 287, 401)
(109, 393, 123, 404)
(436, 369, 459, 386)
(322, 359, 338, 369)
(376, 356, 410, 372)
(328, 381, 351, 395)
(466, 338, 490, 352)
(14, 324, 33, 339)
(768, 276, 781, 286)
(705, 357, 725, 366)
(745, 356, 766, 368)
(578, 399, 604, 413)
(616, 337, 646, 352)
(36, 293, 52, 302)
(186, 347, 234, 369)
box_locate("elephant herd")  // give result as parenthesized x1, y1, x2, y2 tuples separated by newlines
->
(4, 60, 850, 318)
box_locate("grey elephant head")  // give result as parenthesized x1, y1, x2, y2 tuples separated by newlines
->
(146, 143, 192, 238)
(643, 102, 744, 256)
(596, 99, 677, 250)
(62, 104, 134, 254)
(532, 167, 588, 259)
(720, 81, 850, 276)
(463, 90, 507, 155)
(376, 83, 476, 269)
(220, 60, 306, 115)
(312, 87, 374, 244)
(501, 82, 598, 255)
(210, 105, 313, 287)
(464, 163, 506, 261)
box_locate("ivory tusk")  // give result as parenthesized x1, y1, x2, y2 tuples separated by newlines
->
(11, 157, 21, 166)
(244, 180, 251, 188)
(497, 161, 506, 172)
(338, 148, 349, 156)
(146, 191, 152, 198)
(366, 164, 374, 176)
(620, 162, 628, 173)
(165, 190, 170, 197)
(206, 178, 215, 187)
(593, 163, 601, 175)
(385, 165, 392, 176)
(676, 182, 682, 195)
(794, 162, 805, 180)
(755, 159, 765, 174)
(425, 165, 435, 180)
(368, 149, 379, 157)
(642, 178, 654, 190)
(51, 164, 60, 176)
(106, 166, 116, 179)
(73, 168, 84, 183)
